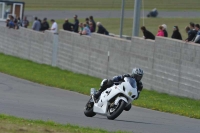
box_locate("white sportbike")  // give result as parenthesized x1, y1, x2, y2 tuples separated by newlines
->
(84, 77, 138, 120)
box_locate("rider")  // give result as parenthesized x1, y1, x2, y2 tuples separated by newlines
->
(94, 68, 144, 100)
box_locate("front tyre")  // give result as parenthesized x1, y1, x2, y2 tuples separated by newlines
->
(84, 98, 96, 117)
(124, 103, 132, 111)
(107, 100, 126, 120)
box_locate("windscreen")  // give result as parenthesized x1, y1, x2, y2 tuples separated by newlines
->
(126, 77, 137, 88)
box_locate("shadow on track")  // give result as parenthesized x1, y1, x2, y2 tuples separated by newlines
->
(94, 116, 162, 125)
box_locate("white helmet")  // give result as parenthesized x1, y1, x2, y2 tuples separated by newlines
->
(131, 68, 143, 82)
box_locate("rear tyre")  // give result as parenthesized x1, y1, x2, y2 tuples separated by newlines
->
(107, 100, 126, 120)
(84, 98, 96, 117)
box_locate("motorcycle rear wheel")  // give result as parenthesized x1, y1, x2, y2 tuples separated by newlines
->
(84, 98, 96, 117)
(107, 100, 126, 120)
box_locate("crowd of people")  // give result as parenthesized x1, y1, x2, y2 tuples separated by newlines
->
(5, 14, 109, 36)
(141, 22, 200, 44)
(31, 17, 57, 33)
(5, 14, 200, 44)
(6, 15, 29, 29)
(62, 15, 109, 36)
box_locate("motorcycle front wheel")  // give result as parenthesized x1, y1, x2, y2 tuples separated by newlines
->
(84, 97, 96, 117)
(107, 100, 126, 120)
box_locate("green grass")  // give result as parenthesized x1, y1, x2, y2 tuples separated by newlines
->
(0, 53, 200, 119)
(21, 0, 200, 11)
(51, 18, 200, 40)
(0, 114, 128, 133)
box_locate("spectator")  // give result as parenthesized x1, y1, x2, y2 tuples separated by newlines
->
(73, 15, 79, 33)
(140, 26, 155, 40)
(97, 22, 109, 35)
(193, 23, 199, 40)
(32, 17, 41, 31)
(38, 19, 42, 31)
(14, 19, 19, 29)
(63, 18, 73, 31)
(22, 16, 29, 28)
(50, 19, 58, 34)
(89, 16, 96, 32)
(185, 26, 193, 41)
(193, 24, 200, 44)
(8, 16, 15, 29)
(171, 26, 182, 40)
(17, 17, 22, 27)
(40, 18, 50, 31)
(162, 24, 168, 37)
(80, 23, 91, 36)
(156, 25, 164, 37)
(85, 18, 90, 28)
(185, 22, 197, 42)
(89, 22, 95, 32)
(79, 23, 84, 33)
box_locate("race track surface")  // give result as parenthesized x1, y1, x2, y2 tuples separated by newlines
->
(0, 73, 199, 133)
(24, 10, 200, 20)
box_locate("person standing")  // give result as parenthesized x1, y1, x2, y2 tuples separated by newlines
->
(89, 16, 96, 32)
(17, 17, 22, 27)
(171, 26, 182, 40)
(8, 16, 15, 29)
(22, 16, 29, 28)
(162, 24, 168, 37)
(140, 26, 155, 40)
(40, 18, 50, 32)
(85, 18, 90, 28)
(79, 23, 84, 33)
(156, 25, 164, 37)
(73, 15, 79, 33)
(89, 22, 95, 33)
(32, 17, 41, 31)
(50, 19, 58, 34)
(190, 22, 198, 40)
(193, 24, 200, 44)
(185, 22, 197, 42)
(185, 26, 193, 42)
(63, 18, 73, 31)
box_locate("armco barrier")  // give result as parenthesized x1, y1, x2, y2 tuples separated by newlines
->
(0, 26, 199, 99)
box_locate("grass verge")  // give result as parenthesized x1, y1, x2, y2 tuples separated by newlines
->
(0, 114, 128, 133)
(29, 18, 200, 40)
(0, 53, 200, 119)
(22, 0, 200, 11)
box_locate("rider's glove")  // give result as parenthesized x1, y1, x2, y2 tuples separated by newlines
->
(122, 74, 131, 78)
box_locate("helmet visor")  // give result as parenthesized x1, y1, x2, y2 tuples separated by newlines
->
(135, 75, 142, 82)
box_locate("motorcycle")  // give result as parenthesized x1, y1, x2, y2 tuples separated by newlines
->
(84, 77, 138, 120)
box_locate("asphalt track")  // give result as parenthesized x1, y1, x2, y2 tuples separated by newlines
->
(24, 10, 200, 20)
(0, 72, 200, 133)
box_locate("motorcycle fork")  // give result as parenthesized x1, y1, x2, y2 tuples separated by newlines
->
(109, 94, 120, 108)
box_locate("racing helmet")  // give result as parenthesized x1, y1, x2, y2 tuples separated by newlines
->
(131, 68, 143, 82)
